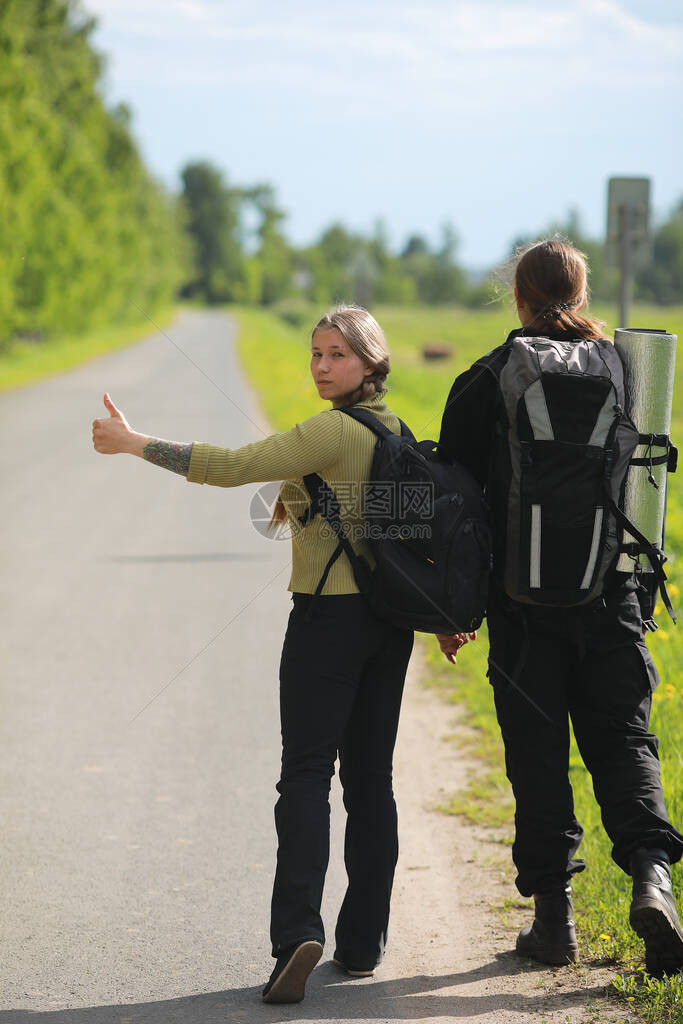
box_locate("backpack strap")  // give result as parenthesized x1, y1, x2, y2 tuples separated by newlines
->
(629, 434, 678, 482)
(297, 408, 412, 612)
(607, 495, 677, 623)
(340, 406, 415, 441)
(297, 472, 371, 615)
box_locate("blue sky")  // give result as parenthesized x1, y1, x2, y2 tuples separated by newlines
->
(86, 0, 683, 269)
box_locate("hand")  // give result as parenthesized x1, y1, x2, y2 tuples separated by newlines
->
(436, 631, 477, 665)
(92, 393, 140, 455)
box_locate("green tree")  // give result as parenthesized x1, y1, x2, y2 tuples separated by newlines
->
(302, 224, 358, 305)
(180, 161, 246, 303)
(637, 199, 683, 306)
(0, 0, 185, 345)
(248, 185, 293, 305)
(401, 235, 429, 259)
(399, 223, 467, 304)
(317, 223, 357, 267)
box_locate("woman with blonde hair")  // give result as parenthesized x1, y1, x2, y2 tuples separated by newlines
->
(437, 239, 683, 976)
(92, 306, 414, 1003)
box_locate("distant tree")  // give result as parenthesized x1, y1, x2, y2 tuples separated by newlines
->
(636, 199, 683, 306)
(317, 224, 357, 267)
(437, 221, 459, 267)
(248, 185, 293, 305)
(301, 223, 359, 304)
(401, 235, 429, 259)
(0, 0, 185, 344)
(180, 161, 245, 303)
(368, 218, 391, 271)
(397, 225, 468, 304)
(361, 219, 421, 304)
(302, 220, 422, 307)
(411, 222, 467, 303)
(348, 247, 378, 308)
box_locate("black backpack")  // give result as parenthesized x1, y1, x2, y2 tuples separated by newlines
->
(298, 408, 491, 634)
(491, 335, 676, 618)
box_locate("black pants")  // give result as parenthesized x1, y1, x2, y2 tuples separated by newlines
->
(487, 583, 683, 897)
(270, 593, 414, 963)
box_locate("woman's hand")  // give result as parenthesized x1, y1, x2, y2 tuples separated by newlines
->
(436, 631, 477, 665)
(92, 394, 145, 456)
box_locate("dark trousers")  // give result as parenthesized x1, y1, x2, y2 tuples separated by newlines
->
(270, 593, 414, 963)
(487, 583, 683, 897)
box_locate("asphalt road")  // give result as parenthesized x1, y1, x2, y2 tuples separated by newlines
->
(0, 310, 352, 1018)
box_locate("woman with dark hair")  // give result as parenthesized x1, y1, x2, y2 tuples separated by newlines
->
(92, 306, 414, 1003)
(437, 240, 683, 976)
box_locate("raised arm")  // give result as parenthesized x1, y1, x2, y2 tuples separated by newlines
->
(92, 393, 345, 485)
(92, 394, 193, 474)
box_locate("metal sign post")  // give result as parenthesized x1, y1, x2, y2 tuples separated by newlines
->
(606, 177, 651, 328)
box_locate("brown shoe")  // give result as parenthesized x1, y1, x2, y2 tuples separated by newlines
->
(262, 940, 323, 1003)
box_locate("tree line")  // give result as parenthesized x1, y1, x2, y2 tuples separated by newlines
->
(179, 161, 683, 311)
(1, 1, 681, 351)
(179, 162, 475, 310)
(0, 0, 188, 347)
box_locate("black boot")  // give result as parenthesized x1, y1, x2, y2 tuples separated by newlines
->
(629, 847, 683, 977)
(516, 885, 579, 965)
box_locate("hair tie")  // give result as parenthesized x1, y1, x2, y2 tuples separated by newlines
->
(364, 369, 388, 392)
(542, 302, 574, 318)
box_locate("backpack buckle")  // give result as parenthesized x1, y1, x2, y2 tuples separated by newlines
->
(668, 443, 678, 473)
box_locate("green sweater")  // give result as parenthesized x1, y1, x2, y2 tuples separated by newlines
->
(186, 389, 401, 595)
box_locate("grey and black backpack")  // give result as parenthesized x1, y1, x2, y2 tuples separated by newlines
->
(492, 335, 676, 617)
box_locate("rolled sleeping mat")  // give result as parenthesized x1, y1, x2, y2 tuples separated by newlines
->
(614, 328, 677, 573)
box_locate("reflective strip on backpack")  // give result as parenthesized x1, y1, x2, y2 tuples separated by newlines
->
(580, 507, 604, 589)
(524, 380, 554, 440)
(530, 504, 542, 588)
(588, 390, 618, 446)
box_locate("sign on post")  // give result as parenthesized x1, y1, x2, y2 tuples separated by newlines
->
(606, 177, 651, 329)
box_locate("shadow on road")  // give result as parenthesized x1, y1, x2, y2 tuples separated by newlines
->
(109, 552, 275, 563)
(0, 955, 613, 1023)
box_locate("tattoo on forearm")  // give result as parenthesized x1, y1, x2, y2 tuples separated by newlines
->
(142, 439, 192, 475)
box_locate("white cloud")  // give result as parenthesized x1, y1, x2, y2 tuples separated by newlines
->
(87, 0, 683, 114)
(77, 0, 683, 264)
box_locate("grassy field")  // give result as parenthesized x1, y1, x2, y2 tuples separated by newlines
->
(0, 307, 177, 392)
(235, 300, 683, 1023)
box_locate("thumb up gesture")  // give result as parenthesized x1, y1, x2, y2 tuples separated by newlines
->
(92, 393, 138, 455)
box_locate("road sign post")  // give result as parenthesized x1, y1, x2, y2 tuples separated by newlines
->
(606, 177, 651, 328)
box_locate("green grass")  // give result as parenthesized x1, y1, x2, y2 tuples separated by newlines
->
(0, 306, 177, 392)
(613, 970, 683, 1023)
(235, 299, 683, 1022)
